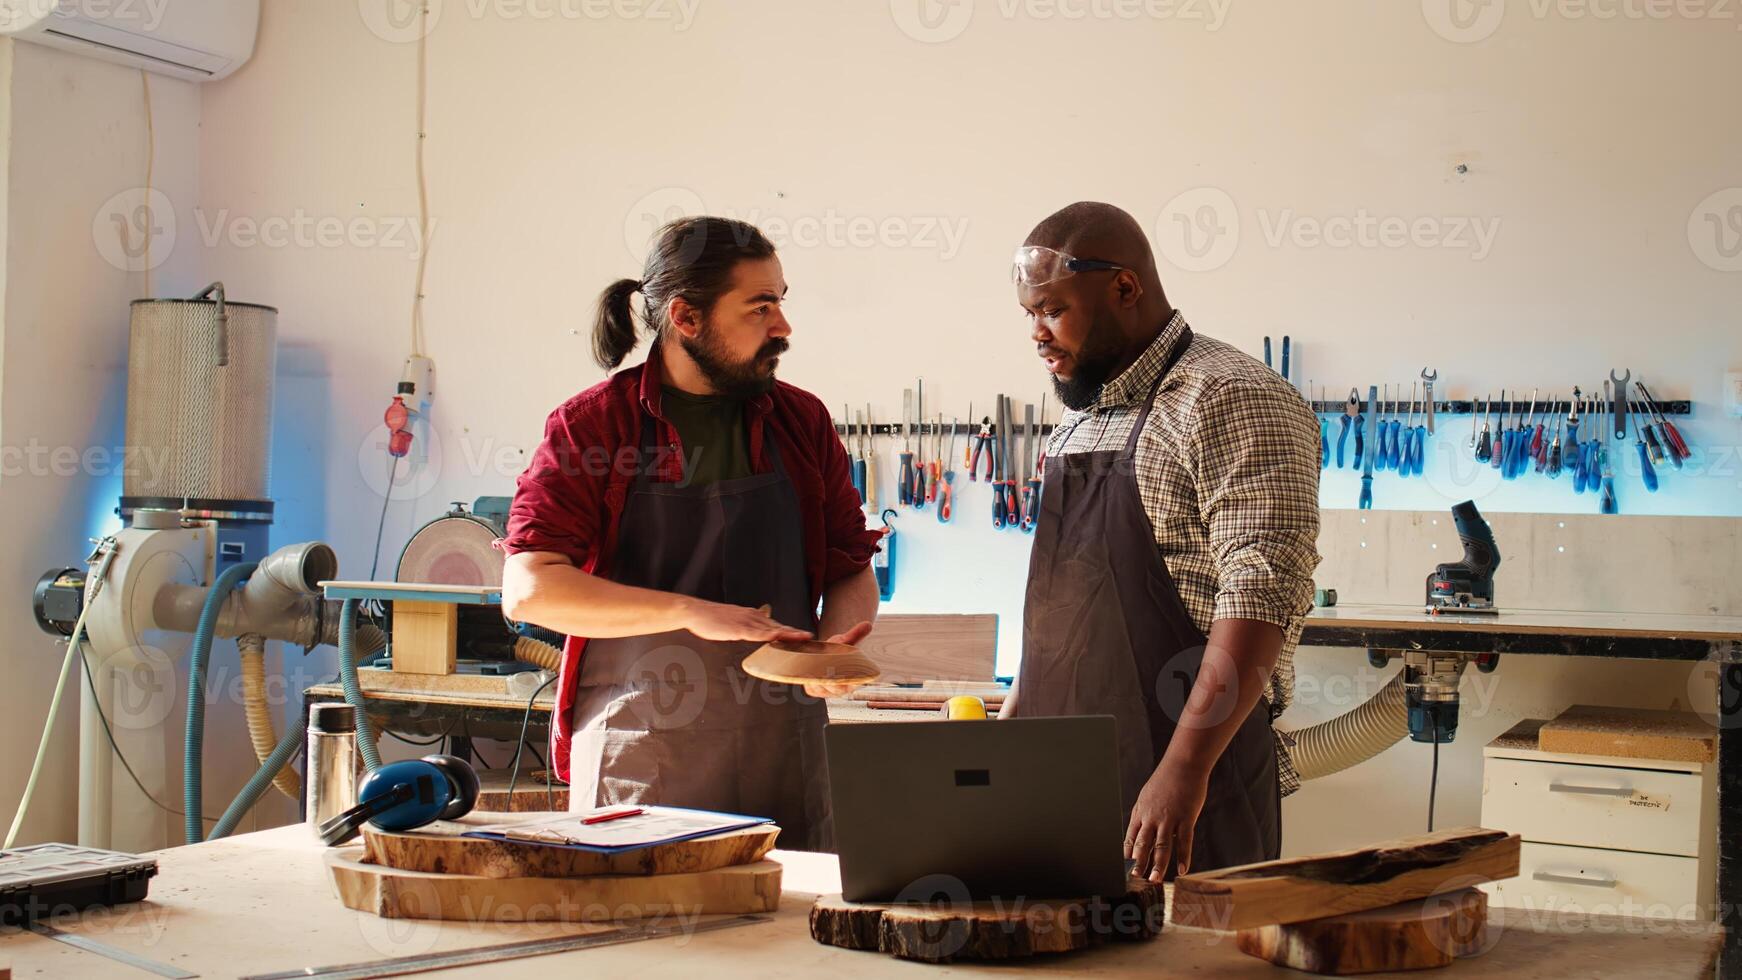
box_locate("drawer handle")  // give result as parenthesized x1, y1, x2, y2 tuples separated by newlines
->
(1547, 781, 1633, 797)
(1533, 870, 1619, 889)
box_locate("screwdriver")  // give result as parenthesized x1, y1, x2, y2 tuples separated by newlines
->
(991, 395, 1008, 528)
(1564, 391, 1582, 483)
(1386, 384, 1404, 472)
(938, 414, 958, 522)
(865, 403, 880, 514)
(1315, 383, 1330, 469)
(911, 383, 927, 511)
(926, 412, 942, 504)
(1028, 394, 1047, 529)
(1359, 385, 1377, 509)
(1534, 399, 1553, 473)
(1496, 389, 1513, 473)
(1352, 393, 1366, 469)
(848, 405, 866, 505)
(1019, 403, 1038, 532)
(1597, 388, 1617, 514)
(1474, 393, 1493, 463)
(1637, 381, 1690, 467)
(1641, 407, 1667, 466)
(1546, 412, 1564, 479)
(1397, 384, 1415, 477)
(1410, 385, 1428, 477)
(1632, 394, 1657, 493)
(1002, 396, 1022, 528)
(1529, 392, 1547, 470)
(898, 388, 914, 506)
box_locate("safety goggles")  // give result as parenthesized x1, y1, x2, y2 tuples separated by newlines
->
(1011, 245, 1125, 287)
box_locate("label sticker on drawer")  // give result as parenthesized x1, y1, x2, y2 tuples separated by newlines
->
(1626, 790, 1670, 812)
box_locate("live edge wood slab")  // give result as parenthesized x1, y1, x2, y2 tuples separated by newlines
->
(1171, 827, 1521, 931)
(360, 810, 779, 878)
(809, 877, 1163, 963)
(1237, 888, 1490, 975)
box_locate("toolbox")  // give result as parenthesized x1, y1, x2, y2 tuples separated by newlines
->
(0, 843, 158, 925)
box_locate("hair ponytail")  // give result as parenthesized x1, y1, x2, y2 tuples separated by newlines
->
(592, 278, 643, 370)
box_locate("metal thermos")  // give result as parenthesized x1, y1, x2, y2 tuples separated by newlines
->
(306, 702, 360, 836)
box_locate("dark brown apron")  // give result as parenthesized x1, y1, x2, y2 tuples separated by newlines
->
(567, 413, 832, 850)
(1014, 327, 1280, 873)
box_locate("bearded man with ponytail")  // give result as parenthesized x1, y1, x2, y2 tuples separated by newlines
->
(499, 216, 881, 850)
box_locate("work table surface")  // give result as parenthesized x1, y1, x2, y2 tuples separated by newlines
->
(0, 825, 1720, 978)
(1302, 603, 1742, 659)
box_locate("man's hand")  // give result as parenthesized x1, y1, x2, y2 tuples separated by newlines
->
(1125, 761, 1210, 883)
(803, 621, 872, 698)
(683, 599, 813, 644)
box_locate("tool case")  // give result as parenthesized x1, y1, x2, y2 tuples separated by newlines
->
(0, 843, 158, 925)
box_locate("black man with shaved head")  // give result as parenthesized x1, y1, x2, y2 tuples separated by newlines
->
(1001, 202, 1322, 882)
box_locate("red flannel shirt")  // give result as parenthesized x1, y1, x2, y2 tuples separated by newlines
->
(500, 347, 881, 781)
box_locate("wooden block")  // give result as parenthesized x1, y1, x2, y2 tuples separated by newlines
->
(476, 770, 570, 813)
(327, 848, 782, 921)
(1236, 888, 1490, 975)
(1172, 827, 1520, 931)
(1540, 704, 1716, 763)
(857, 614, 997, 684)
(361, 811, 778, 878)
(391, 599, 458, 675)
(809, 877, 1162, 963)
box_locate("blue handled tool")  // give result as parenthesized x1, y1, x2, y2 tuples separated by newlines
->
(1315, 383, 1329, 469)
(1374, 384, 1391, 472)
(1491, 390, 1507, 472)
(1631, 393, 1657, 493)
(1338, 388, 1358, 467)
(1473, 394, 1493, 464)
(846, 406, 866, 505)
(1359, 385, 1377, 509)
(1385, 385, 1404, 472)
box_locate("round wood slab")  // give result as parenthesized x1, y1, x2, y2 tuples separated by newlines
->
(809, 878, 1164, 963)
(1236, 887, 1490, 975)
(360, 811, 780, 879)
(327, 848, 783, 922)
(742, 640, 882, 685)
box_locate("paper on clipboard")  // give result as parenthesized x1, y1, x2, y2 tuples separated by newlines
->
(465, 806, 772, 851)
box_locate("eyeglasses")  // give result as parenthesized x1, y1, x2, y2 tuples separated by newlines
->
(1011, 245, 1125, 287)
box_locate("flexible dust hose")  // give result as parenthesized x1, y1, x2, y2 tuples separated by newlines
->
(338, 598, 383, 772)
(514, 635, 562, 672)
(239, 622, 387, 802)
(238, 635, 302, 801)
(185, 561, 258, 844)
(1282, 670, 1410, 781)
(207, 722, 304, 841)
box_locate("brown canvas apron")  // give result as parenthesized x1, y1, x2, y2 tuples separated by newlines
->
(1014, 327, 1280, 872)
(567, 413, 832, 850)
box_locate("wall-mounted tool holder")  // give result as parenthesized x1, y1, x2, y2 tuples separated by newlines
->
(1302, 399, 1692, 415)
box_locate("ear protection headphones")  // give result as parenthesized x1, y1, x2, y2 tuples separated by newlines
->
(318, 753, 480, 846)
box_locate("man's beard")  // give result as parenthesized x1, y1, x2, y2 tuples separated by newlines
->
(681, 323, 788, 399)
(1048, 312, 1125, 411)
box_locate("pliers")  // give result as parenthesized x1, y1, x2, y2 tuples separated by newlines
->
(968, 416, 995, 482)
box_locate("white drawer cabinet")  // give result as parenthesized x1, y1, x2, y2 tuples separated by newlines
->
(1482, 756, 1702, 857)
(1490, 842, 1706, 921)
(1482, 720, 1716, 921)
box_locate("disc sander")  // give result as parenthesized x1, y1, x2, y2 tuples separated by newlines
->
(741, 640, 882, 686)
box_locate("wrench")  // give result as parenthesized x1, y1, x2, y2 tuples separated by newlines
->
(1609, 369, 1630, 441)
(1420, 368, 1438, 435)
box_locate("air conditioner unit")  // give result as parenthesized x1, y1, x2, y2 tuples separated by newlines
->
(0, 0, 259, 82)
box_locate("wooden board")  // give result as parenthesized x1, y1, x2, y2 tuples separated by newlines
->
(809, 877, 1163, 963)
(392, 599, 458, 675)
(1172, 828, 1520, 931)
(1540, 704, 1716, 763)
(1237, 888, 1489, 975)
(361, 811, 777, 878)
(857, 614, 998, 684)
(327, 848, 782, 921)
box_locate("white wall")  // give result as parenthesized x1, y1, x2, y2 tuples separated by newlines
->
(0, 40, 218, 844)
(41, 0, 1732, 851)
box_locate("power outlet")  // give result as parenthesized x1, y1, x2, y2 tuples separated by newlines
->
(1728, 372, 1742, 418)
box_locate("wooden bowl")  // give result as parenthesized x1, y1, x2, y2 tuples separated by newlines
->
(742, 640, 882, 685)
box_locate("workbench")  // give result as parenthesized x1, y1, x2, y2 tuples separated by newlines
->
(0, 824, 1720, 977)
(1298, 603, 1742, 976)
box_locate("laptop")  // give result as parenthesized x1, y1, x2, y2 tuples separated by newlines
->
(826, 716, 1127, 902)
